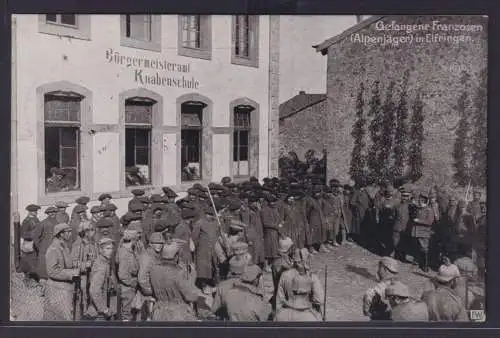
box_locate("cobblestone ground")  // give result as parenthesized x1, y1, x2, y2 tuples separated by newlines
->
(10, 242, 484, 321)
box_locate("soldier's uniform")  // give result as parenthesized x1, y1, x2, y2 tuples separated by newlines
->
(392, 191, 411, 260)
(378, 188, 399, 256)
(410, 193, 435, 272)
(467, 190, 482, 223)
(86, 238, 117, 321)
(43, 223, 78, 321)
(34, 206, 59, 282)
(274, 274, 322, 322)
(247, 196, 266, 265)
(271, 237, 294, 310)
(222, 265, 271, 321)
(342, 185, 354, 241)
(305, 186, 327, 252)
(260, 195, 282, 268)
(138, 233, 165, 297)
(71, 196, 90, 222)
(19, 204, 41, 281)
(385, 281, 429, 321)
(116, 230, 140, 321)
(149, 241, 200, 321)
(70, 221, 98, 319)
(70, 204, 89, 244)
(55, 201, 70, 224)
(363, 257, 399, 320)
(192, 207, 220, 289)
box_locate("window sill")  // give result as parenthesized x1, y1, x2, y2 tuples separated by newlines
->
(232, 176, 250, 184)
(38, 22, 91, 41)
(38, 190, 87, 206)
(231, 55, 259, 68)
(178, 46, 212, 61)
(121, 37, 161, 52)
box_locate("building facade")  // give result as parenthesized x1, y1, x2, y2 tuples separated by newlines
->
(11, 14, 281, 216)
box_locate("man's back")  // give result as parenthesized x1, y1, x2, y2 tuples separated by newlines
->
(225, 282, 271, 321)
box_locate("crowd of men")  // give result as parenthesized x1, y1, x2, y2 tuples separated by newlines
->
(14, 174, 486, 321)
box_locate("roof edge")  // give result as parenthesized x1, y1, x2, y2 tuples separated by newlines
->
(279, 97, 327, 120)
(313, 15, 385, 55)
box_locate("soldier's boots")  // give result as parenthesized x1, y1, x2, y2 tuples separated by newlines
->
(319, 244, 330, 253)
(326, 242, 336, 250)
(309, 247, 319, 255)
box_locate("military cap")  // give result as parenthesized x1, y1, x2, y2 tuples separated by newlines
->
(25, 204, 41, 212)
(53, 223, 71, 236)
(75, 196, 90, 205)
(329, 179, 341, 187)
(385, 281, 410, 298)
(45, 206, 58, 214)
(105, 203, 118, 212)
(151, 203, 165, 213)
(129, 202, 145, 212)
(228, 199, 242, 211)
(98, 237, 114, 247)
(225, 182, 236, 189)
(90, 205, 103, 214)
(228, 255, 247, 275)
(161, 186, 178, 198)
(161, 241, 182, 259)
(55, 201, 69, 208)
(454, 257, 478, 275)
(380, 256, 399, 274)
(436, 264, 460, 283)
(73, 204, 88, 214)
(193, 183, 208, 192)
(98, 193, 112, 202)
(96, 218, 113, 228)
(181, 208, 197, 219)
(221, 177, 232, 185)
(278, 236, 294, 253)
(131, 189, 145, 197)
(241, 264, 262, 283)
(150, 194, 164, 204)
(249, 176, 259, 182)
(149, 232, 166, 244)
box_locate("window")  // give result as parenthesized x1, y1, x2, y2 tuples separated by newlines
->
(120, 15, 161, 52)
(38, 14, 91, 40)
(233, 106, 253, 176)
(178, 15, 212, 60)
(231, 15, 259, 67)
(44, 92, 83, 193)
(45, 14, 77, 27)
(125, 98, 154, 186)
(181, 102, 206, 182)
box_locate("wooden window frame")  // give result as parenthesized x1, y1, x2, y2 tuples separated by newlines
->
(180, 102, 205, 182)
(36, 82, 93, 205)
(120, 14, 162, 52)
(231, 15, 259, 68)
(38, 14, 91, 41)
(233, 107, 252, 178)
(177, 15, 212, 60)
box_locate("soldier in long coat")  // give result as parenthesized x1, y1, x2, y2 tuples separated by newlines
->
(274, 273, 322, 322)
(19, 204, 41, 283)
(43, 223, 80, 321)
(453, 200, 476, 259)
(247, 193, 266, 266)
(260, 194, 282, 272)
(221, 265, 271, 321)
(392, 190, 411, 261)
(55, 201, 70, 224)
(326, 180, 346, 248)
(71, 220, 98, 319)
(192, 206, 220, 293)
(138, 232, 165, 297)
(467, 189, 482, 223)
(385, 281, 429, 321)
(350, 178, 370, 242)
(34, 206, 59, 283)
(116, 229, 140, 321)
(271, 237, 294, 311)
(410, 192, 435, 272)
(342, 185, 354, 242)
(379, 187, 400, 256)
(86, 237, 116, 321)
(71, 196, 90, 221)
(149, 240, 201, 321)
(305, 186, 327, 253)
(364, 177, 381, 251)
(70, 205, 89, 244)
(103, 204, 121, 243)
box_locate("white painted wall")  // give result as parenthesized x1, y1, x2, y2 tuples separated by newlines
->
(13, 14, 272, 215)
(278, 15, 367, 102)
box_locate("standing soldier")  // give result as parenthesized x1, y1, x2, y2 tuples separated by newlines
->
(271, 237, 294, 311)
(306, 185, 328, 253)
(71, 220, 98, 319)
(385, 281, 429, 321)
(343, 185, 355, 243)
(428, 190, 442, 268)
(55, 201, 70, 224)
(72, 196, 90, 220)
(260, 193, 282, 272)
(362, 257, 399, 320)
(43, 223, 80, 321)
(149, 239, 202, 321)
(364, 176, 380, 251)
(247, 192, 266, 268)
(19, 204, 41, 286)
(467, 189, 482, 223)
(410, 192, 435, 272)
(329, 179, 346, 248)
(422, 264, 468, 321)
(350, 177, 370, 246)
(103, 204, 121, 243)
(219, 265, 271, 321)
(86, 237, 116, 321)
(379, 187, 399, 256)
(70, 205, 89, 244)
(34, 206, 59, 291)
(274, 274, 322, 322)
(392, 189, 411, 261)
(138, 232, 165, 298)
(454, 200, 476, 259)
(117, 229, 140, 321)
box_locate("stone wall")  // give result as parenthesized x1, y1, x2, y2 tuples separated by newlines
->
(321, 15, 487, 186)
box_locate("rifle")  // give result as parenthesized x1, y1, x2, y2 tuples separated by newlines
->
(206, 186, 230, 252)
(73, 239, 84, 321)
(85, 253, 91, 310)
(72, 275, 81, 321)
(322, 264, 328, 321)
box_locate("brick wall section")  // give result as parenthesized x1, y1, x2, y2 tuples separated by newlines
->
(279, 99, 329, 159)
(268, 15, 281, 178)
(318, 15, 487, 186)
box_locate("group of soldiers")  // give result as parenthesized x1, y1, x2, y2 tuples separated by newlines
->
(14, 174, 485, 321)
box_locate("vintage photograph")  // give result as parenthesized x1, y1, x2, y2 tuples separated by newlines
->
(10, 14, 487, 322)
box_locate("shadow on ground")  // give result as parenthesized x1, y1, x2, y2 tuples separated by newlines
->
(344, 264, 378, 283)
